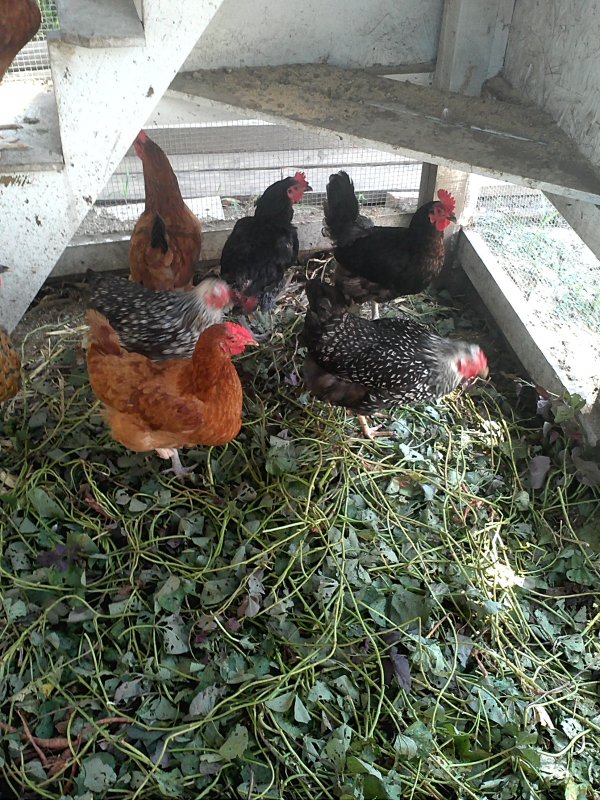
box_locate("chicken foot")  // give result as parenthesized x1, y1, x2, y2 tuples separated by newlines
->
(356, 414, 394, 440)
(155, 448, 194, 477)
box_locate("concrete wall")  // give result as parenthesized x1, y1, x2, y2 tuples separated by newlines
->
(182, 0, 443, 70)
(504, 0, 600, 170)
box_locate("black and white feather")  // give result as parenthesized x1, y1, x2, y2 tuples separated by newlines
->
(301, 280, 487, 414)
(87, 273, 232, 361)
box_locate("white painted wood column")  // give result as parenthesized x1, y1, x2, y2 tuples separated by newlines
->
(0, 0, 225, 332)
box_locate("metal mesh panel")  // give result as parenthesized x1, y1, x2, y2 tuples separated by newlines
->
(5, 1, 59, 81)
(77, 121, 422, 237)
(470, 180, 600, 385)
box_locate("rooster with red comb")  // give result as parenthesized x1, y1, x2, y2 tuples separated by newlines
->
(323, 171, 457, 318)
(220, 171, 312, 312)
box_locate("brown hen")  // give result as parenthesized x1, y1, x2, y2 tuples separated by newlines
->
(129, 130, 202, 291)
(0, 0, 41, 82)
(0, 326, 21, 402)
(86, 311, 256, 476)
(0, 266, 21, 402)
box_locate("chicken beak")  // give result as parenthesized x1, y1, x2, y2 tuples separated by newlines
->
(448, 213, 457, 223)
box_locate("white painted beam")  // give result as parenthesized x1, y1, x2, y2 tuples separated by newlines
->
(458, 230, 600, 445)
(175, 66, 600, 203)
(50, 213, 413, 279)
(544, 193, 600, 265)
(0, 0, 226, 332)
(420, 1, 515, 244)
(435, 0, 515, 97)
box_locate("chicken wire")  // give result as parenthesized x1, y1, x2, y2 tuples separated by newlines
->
(470, 180, 600, 387)
(77, 121, 422, 238)
(5, 0, 59, 81)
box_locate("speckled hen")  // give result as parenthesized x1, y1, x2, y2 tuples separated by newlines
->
(87, 273, 238, 361)
(323, 171, 456, 317)
(301, 279, 488, 438)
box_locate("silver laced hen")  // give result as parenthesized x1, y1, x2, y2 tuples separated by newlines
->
(301, 279, 489, 438)
(87, 273, 235, 361)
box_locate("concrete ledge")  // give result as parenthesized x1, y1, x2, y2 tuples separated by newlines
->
(53, 0, 145, 48)
(457, 229, 600, 444)
(49, 213, 411, 278)
(0, 82, 63, 171)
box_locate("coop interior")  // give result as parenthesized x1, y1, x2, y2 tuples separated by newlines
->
(1, 2, 599, 799)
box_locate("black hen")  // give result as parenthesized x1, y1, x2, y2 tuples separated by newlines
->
(301, 279, 488, 438)
(87, 273, 235, 361)
(220, 172, 312, 311)
(323, 171, 456, 315)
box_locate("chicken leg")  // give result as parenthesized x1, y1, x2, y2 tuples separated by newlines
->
(155, 447, 194, 477)
(357, 414, 393, 440)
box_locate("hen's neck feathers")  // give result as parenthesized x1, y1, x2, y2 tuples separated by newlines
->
(254, 186, 294, 227)
(141, 147, 184, 212)
(187, 327, 235, 395)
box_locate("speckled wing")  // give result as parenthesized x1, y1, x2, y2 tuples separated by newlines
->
(88, 274, 215, 360)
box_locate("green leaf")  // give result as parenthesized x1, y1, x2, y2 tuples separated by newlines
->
(469, 687, 508, 725)
(81, 753, 117, 792)
(392, 733, 418, 758)
(308, 680, 334, 704)
(161, 613, 189, 655)
(264, 691, 295, 713)
(155, 767, 184, 798)
(3, 598, 28, 622)
(218, 724, 248, 760)
(265, 438, 299, 475)
(294, 695, 311, 723)
(155, 575, 185, 613)
(28, 487, 65, 520)
(189, 684, 223, 718)
(139, 696, 178, 722)
(404, 721, 434, 757)
(324, 724, 352, 770)
(128, 497, 148, 513)
(565, 779, 587, 800)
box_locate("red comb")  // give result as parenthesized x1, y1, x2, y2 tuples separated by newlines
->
(437, 189, 455, 214)
(294, 171, 310, 187)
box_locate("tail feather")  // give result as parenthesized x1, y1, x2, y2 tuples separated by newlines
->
(323, 170, 374, 248)
(150, 214, 169, 254)
(85, 309, 123, 356)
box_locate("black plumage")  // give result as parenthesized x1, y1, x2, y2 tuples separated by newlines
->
(301, 279, 488, 415)
(220, 173, 311, 311)
(323, 171, 456, 305)
(87, 273, 233, 361)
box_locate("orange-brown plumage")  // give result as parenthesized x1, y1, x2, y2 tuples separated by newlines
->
(85, 310, 255, 474)
(0, 0, 41, 82)
(0, 326, 21, 402)
(128, 130, 202, 291)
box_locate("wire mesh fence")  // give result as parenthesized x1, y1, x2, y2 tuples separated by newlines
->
(469, 179, 600, 387)
(5, 0, 59, 81)
(77, 121, 422, 237)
